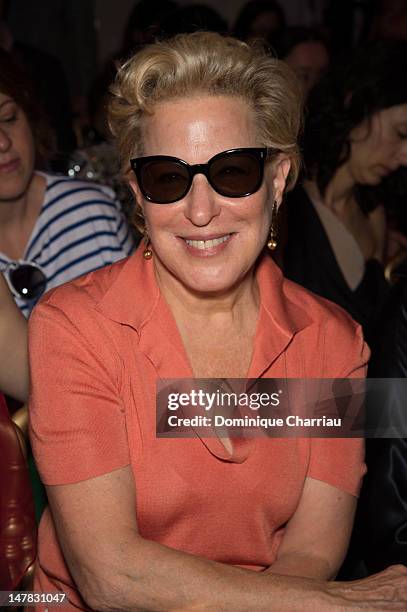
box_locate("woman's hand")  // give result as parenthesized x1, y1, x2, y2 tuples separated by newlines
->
(43, 466, 407, 612)
(321, 565, 407, 610)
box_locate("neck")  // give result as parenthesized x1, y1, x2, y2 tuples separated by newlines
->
(154, 260, 260, 326)
(321, 164, 356, 207)
(306, 161, 356, 209)
(0, 172, 41, 226)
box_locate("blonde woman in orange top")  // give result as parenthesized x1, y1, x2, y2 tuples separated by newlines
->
(29, 33, 407, 610)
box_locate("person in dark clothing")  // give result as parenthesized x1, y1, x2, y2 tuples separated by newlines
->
(272, 27, 330, 99)
(282, 40, 407, 342)
(365, 275, 407, 570)
(340, 273, 407, 580)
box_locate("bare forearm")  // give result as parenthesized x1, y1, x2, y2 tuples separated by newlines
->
(0, 276, 28, 401)
(75, 535, 326, 612)
(0, 340, 29, 401)
(49, 471, 407, 611)
(267, 552, 335, 581)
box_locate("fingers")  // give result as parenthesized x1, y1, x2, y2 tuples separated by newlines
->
(325, 565, 407, 609)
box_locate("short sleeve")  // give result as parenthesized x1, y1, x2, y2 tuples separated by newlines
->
(28, 296, 130, 485)
(308, 318, 369, 497)
(308, 438, 366, 497)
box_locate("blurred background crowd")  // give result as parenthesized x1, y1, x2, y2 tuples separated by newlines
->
(1, 0, 406, 230)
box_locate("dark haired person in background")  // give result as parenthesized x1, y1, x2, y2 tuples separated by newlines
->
(282, 40, 407, 343)
(120, 0, 178, 56)
(0, 19, 75, 159)
(233, 0, 285, 43)
(5, 0, 98, 131)
(0, 49, 135, 318)
(0, 47, 135, 523)
(273, 27, 330, 99)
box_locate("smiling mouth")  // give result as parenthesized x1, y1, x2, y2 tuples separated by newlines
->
(184, 235, 231, 250)
(0, 159, 19, 173)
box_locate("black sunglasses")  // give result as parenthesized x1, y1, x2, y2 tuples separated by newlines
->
(4, 260, 47, 301)
(130, 147, 277, 204)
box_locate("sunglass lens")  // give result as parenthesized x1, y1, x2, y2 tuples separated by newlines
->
(10, 265, 47, 299)
(140, 160, 190, 203)
(209, 153, 262, 197)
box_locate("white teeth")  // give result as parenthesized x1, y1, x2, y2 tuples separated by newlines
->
(185, 235, 230, 250)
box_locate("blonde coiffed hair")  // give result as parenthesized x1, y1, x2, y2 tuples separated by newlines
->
(108, 31, 302, 227)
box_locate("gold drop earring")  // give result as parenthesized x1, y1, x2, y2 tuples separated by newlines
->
(267, 201, 278, 250)
(143, 230, 153, 260)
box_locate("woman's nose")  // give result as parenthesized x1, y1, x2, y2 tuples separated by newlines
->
(0, 126, 12, 152)
(183, 175, 221, 226)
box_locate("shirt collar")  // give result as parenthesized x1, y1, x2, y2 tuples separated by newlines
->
(95, 244, 312, 370)
(95, 246, 194, 379)
(95, 244, 160, 332)
(247, 253, 312, 379)
(95, 246, 313, 463)
(255, 252, 311, 337)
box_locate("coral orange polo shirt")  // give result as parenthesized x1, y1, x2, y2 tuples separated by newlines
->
(29, 245, 367, 610)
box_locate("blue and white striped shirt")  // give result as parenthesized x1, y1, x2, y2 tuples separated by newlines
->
(0, 172, 136, 316)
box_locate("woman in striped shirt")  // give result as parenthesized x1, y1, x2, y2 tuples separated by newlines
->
(0, 48, 135, 317)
